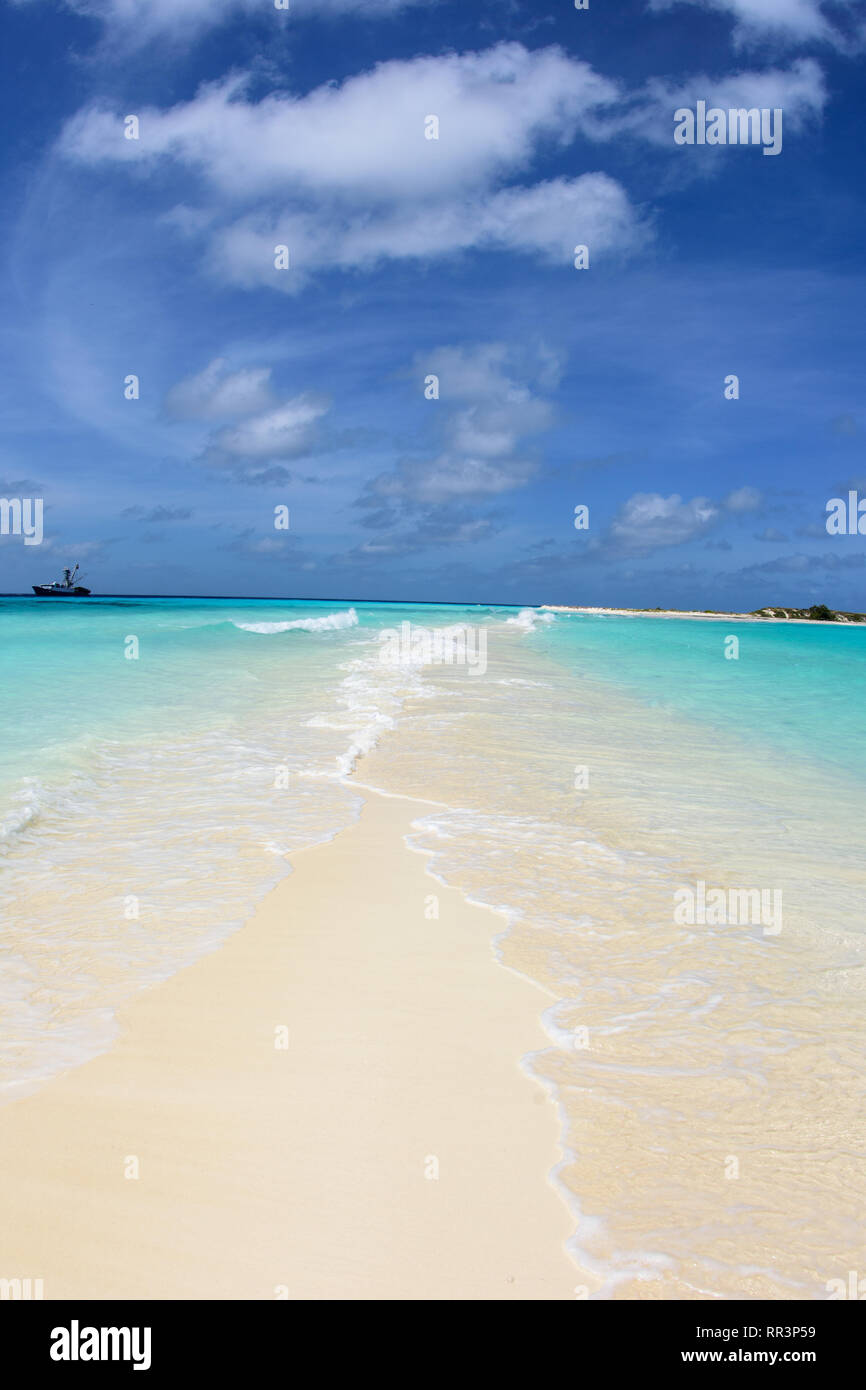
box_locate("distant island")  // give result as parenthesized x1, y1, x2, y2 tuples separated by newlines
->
(542, 604, 866, 623)
(749, 604, 865, 623)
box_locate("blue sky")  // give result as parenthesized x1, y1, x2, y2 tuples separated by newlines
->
(1, 0, 865, 606)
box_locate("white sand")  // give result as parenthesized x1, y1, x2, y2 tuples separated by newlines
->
(0, 789, 579, 1300)
(541, 605, 854, 624)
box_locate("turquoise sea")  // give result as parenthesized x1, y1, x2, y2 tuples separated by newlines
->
(4, 597, 864, 817)
(2, 595, 865, 1297)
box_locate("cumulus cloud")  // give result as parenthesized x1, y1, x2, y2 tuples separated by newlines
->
(604, 484, 773, 554)
(56, 42, 831, 287)
(420, 342, 556, 464)
(163, 358, 331, 479)
(221, 177, 636, 282)
(360, 343, 553, 511)
(61, 48, 619, 198)
(212, 175, 640, 290)
(206, 395, 331, 474)
(607, 492, 720, 553)
(353, 342, 555, 556)
(59, 44, 649, 286)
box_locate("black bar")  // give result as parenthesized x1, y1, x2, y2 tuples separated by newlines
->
(4, 1297, 860, 1376)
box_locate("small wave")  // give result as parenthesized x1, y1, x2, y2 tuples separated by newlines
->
(233, 608, 358, 635)
(0, 779, 44, 845)
(496, 678, 552, 688)
(302, 636, 442, 780)
(505, 608, 556, 633)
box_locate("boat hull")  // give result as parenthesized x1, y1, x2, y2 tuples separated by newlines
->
(32, 586, 92, 597)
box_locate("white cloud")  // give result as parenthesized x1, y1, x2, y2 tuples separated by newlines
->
(361, 342, 554, 512)
(608, 58, 827, 145)
(604, 485, 767, 555)
(376, 454, 538, 505)
(725, 485, 763, 512)
(609, 493, 720, 551)
(672, 57, 827, 123)
(648, 0, 859, 48)
(165, 358, 276, 420)
(211, 395, 330, 462)
(59, 44, 646, 285)
(209, 174, 641, 289)
(162, 360, 331, 474)
(57, 42, 827, 288)
(60, 47, 619, 199)
(13, 0, 428, 46)
(420, 342, 566, 404)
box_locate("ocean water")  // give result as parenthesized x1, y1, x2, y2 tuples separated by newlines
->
(0, 597, 456, 1092)
(2, 596, 865, 1299)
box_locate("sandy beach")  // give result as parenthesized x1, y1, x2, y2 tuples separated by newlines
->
(0, 784, 577, 1301)
(3, 600, 864, 1303)
(540, 606, 862, 624)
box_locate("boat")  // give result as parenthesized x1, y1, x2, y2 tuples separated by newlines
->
(33, 564, 92, 597)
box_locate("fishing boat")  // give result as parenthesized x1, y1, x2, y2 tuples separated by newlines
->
(33, 564, 91, 597)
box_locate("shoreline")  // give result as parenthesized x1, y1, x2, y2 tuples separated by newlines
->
(0, 783, 579, 1300)
(540, 605, 864, 624)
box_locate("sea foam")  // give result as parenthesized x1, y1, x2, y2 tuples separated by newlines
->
(505, 608, 556, 632)
(232, 608, 358, 634)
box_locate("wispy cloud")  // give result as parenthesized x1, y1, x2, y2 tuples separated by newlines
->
(12, 0, 430, 48)
(165, 359, 276, 421)
(598, 57, 827, 146)
(648, 0, 863, 51)
(121, 505, 193, 522)
(354, 342, 555, 554)
(164, 360, 331, 481)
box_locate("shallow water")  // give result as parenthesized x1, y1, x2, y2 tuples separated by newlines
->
(358, 610, 866, 1299)
(1, 597, 864, 1299)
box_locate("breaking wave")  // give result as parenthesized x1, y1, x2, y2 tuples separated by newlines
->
(233, 608, 358, 635)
